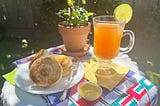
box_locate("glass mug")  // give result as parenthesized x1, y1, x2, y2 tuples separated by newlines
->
(93, 15, 135, 60)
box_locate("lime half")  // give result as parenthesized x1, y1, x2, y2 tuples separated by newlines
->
(114, 4, 133, 24)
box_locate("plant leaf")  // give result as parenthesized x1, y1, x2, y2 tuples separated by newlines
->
(87, 12, 94, 17)
(82, 0, 86, 4)
(67, 0, 74, 6)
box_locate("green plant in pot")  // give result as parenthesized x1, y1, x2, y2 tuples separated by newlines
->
(57, 0, 93, 54)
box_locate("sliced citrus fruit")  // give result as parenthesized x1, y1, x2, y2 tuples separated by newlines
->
(114, 4, 133, 23)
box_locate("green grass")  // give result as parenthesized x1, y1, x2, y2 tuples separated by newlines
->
(145, 71, 160, 89)
(0, 39, 32, 87)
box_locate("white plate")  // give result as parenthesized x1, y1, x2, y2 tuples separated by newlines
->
(14, 62, 84, 94)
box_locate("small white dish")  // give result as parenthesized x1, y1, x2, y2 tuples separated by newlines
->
(77, 82, 102, 101)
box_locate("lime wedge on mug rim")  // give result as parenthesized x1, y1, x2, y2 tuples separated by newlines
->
(114, 4, 133, 24)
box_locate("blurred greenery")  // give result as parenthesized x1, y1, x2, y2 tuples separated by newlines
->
(146, 71, 160, 89)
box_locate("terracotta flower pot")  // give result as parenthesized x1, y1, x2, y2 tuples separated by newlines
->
(58, 22, 91, 52)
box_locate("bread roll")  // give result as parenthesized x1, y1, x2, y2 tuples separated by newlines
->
(54, 55, 72, 77)
(29, 49, 63, 87)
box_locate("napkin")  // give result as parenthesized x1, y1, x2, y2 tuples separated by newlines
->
(2, 68, 17, 86)
(83, 57, 130, 91)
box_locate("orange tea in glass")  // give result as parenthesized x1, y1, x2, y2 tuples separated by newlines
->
(93, 15, 135, 60)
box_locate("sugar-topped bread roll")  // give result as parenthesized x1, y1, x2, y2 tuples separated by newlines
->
(54, 55, 72, 77)
(29, 49, 63, 87)
(29, 49, 52, 69)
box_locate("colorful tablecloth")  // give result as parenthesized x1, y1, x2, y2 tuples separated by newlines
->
(1, 45, 158, 106)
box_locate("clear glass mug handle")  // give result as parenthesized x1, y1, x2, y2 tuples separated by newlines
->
(120, 30, 135, 53)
